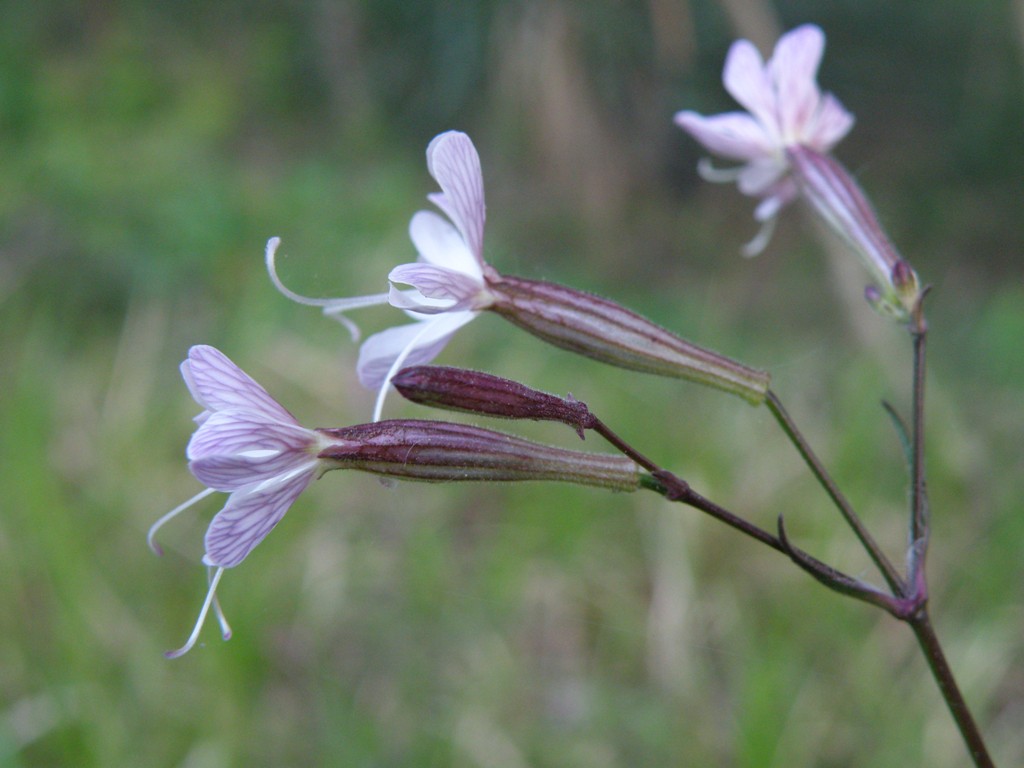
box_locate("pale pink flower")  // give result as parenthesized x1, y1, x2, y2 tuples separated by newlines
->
(267, 131, 496, 419)
(149, 345, 332, 657)
(674, 24, 854, 254)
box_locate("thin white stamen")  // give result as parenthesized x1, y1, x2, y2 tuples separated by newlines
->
(265, 237, 390, 341)
(697, 158, 743, 184)
(148, 487, 217, 556)
(741, 216, 777, 258)
(372, 318, 440, 422)
(209, 567, 233, 640)
(165, 566, 226, 659)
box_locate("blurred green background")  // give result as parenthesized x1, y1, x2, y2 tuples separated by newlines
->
(1, 0, 1022, 765)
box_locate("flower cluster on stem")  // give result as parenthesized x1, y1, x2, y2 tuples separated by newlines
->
(148, 20, 995, 768)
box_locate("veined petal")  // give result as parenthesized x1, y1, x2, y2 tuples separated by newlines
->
(187, 409, 317, 462)
(674, 111, 775, 161)
(770, 24, 826, 142)
(388, 285, 458, 314)
(189, 451, 315, 492)
(202, 464, 318, 568)
(409, 210, 483, 279)
(356, 311, 478, 390)
(389, 262, 485, 308)
(425, 131, 486, 264)
(183, 346, 297, 425)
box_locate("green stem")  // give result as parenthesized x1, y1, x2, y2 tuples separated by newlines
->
(909, 301, 929, 561)
(766, 390, 905, 595)
(903, 299, 991, 764)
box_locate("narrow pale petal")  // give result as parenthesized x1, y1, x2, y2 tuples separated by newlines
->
(408, 210, 483, 279)
(425, 131, 487, 263)
(770, 24, 826, 141)
(810, 93, 855, 150)
(189, 452, 315, 491)
(183, 346, 297, 425)
(388, 263, 484, 310)
(674, 111, 775, 161)
(187, 410, 316, 461)
(722, 39, 776, 137)
(202, 464, 318, 568)
(356, 311, 477, 390)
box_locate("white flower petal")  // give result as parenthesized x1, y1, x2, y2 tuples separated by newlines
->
(356, 311, 477, 390)
(425, 131, 487, 265)
(769, 24, 826, 142)
(389, 262, 484, 309)
(183, 346, 296, 425)
(187, 410, 316, 462)
(190, 452, 314, 492)
(202, 463, 318, 568)
(722, 39, 776, 136)
(810, 93, 855, 151)
(674, 111, 775, 161)
(388, 284, 457, 314)
(408, 210, 483, 279)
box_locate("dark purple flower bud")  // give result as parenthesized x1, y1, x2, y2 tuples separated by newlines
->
(318, 419, 640, 491)
(485, 276, 770, 405)
(391, 366, 596, 438)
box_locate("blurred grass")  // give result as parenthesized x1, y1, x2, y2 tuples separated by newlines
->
(1, 1, 1023, 766)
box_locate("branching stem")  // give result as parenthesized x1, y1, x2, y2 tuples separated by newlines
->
(765, 390, 905, 595)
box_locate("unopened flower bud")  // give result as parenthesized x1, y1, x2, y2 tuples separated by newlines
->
(485, 276, 770, 405)
(391, 366, 596, 438)
(318, 419, 640, 490)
